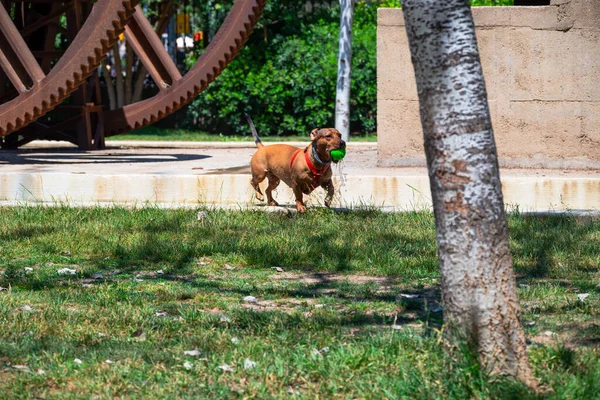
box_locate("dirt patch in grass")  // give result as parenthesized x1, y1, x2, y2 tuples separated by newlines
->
(272, 272, 400, 287)
(558, 321, 600, 348)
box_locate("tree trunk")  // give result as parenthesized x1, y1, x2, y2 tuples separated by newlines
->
(112, 43, 124, 108)
(401, 0, 536, 386)
(101, 61, 116, 110)
(132, 63, 146, 103)
(335, 0, 354, 143)
(125, 40, 133, 105)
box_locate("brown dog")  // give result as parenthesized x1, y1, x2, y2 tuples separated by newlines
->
(246, 114, 346, 212)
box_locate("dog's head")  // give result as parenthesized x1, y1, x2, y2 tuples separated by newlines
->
(310, 128, 346, 163)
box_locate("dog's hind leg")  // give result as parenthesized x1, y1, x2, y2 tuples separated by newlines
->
(250, 173, 266, 202)
(265, 174, 281, 206)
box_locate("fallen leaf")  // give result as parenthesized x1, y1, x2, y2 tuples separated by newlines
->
(287, 388, 301, 395)
(21, 305, 33, 312)
(155, 270, 165, 275)
(37, 369, 45, 375)
(243, 296, 257, 304)
(155, 311, 168, 317)
(13, 365, 31, 373)
(73, 358, 83, 365)
(244, 359, 257, 370)
(91, 273, 104, 280)
(131, 329, 146, 341)
(184, 361, 193, 370)
(231, 337, 240, 344)
(392, 325, 403, 330)
(97, 332, 106, 337)
(57, 268, 77, 275)
(219, 314, 231, 323)
(197, 211, 209, 221)
(544, 330, 554, 337)
(577, 293, 590, 302)
(218, 364, 235, 373)
(312, 347, 329, 356)
(399, 294, 419, 299)
(271, 267, 284, 273)
(526, 321, 536, 326)
(0, 287, 7, 292)
(184, 349, 201, 357)
(224, 264, 236, 271)
(105, 360, 113, 364)
(24, 267, 33, 273)
(431, 306, 443, 313)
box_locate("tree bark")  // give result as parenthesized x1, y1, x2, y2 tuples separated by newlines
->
(335, 0, 354, 143)
(112, 43, 124, 109)
(125, 40, 134, 105)
(401, 0, 535, 386)
(101, 61, 116, 110)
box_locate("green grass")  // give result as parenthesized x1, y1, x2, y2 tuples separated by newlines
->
(0, 206, 598, 398)
(110, 126, 378, 142)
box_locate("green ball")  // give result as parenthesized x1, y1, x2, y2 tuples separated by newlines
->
(330, 148, 346, 162)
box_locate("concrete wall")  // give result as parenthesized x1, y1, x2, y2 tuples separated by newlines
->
(377, 0, 600, 169)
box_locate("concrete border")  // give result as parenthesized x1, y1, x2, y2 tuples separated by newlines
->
(1, 171, 598, 212)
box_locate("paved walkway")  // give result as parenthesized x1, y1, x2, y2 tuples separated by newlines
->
(0, 140, 599, 212)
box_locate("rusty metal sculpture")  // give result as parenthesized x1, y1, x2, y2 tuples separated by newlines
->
(0, 0, 265, 149)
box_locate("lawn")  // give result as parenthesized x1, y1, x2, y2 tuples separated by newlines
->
(0, 207, 598, 399)
(109, 126, 378, 142)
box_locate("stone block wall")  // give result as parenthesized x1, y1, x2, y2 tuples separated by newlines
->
(377, 0, 600, 169)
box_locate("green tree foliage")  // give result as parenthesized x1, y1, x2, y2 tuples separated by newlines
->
(183, 0, 512, 137)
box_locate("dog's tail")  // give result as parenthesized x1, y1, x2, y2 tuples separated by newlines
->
(244, 113, 263, 148)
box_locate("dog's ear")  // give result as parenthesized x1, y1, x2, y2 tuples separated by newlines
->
(310, 128, 320, 141)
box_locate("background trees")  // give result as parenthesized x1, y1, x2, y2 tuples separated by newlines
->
(124, 0, 512, 137)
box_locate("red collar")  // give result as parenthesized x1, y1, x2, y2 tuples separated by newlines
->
(290, 147, 330, 179)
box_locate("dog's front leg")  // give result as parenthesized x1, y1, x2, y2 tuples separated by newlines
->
(323, 180, 334, 208)
(292, 184, 307, 213)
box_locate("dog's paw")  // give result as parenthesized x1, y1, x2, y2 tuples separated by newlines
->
(296, 204, 307, 213)
(269, 200, 279, 206)
(255, 193, 264, 201)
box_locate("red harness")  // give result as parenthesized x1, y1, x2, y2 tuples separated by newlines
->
(290, 147, 330, 190)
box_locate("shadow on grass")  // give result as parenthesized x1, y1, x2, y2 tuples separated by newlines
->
(1, 210, 598, 346)
(509, 213, 600, 279)
(92, 209, 440, 276)
(0, 225, 56, 241)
